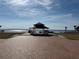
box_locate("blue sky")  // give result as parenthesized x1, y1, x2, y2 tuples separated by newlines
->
(0, 0, 79, 30)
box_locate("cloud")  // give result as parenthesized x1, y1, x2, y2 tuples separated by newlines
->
(6, 0, 30, 6)
(35, 0, 60, 10)
(44, 13, 73, 20)
(35, 0, 52, 6)
(3, 0, 79, 18)
(4, 0, 59, 17)
(15, 9, 45, 17)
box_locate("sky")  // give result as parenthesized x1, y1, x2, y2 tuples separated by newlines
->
(0, 0, 79, 30)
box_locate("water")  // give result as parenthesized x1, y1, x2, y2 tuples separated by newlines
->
(4, 30, 28, 33)
(1, 29, 74, 33)
(49, 29, 74, 33)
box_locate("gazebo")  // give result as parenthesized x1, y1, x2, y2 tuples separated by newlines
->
(29, 22, 49, 35)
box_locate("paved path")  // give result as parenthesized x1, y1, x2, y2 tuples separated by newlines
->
(0, 34, 79, 59)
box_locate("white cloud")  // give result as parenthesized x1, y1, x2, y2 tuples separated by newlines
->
(6, 0, 30, 6)
(44, 14, 73, 20)
(43, 13, 79, 29)
(5, 0, 42, 17)
(15, 9, 45, 17)
(4, 0, 59, 17)
(34, 0, 55, 10)
(35, 0, 52, 6)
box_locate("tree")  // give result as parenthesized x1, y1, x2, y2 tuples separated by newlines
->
(76, 26, 79, 32)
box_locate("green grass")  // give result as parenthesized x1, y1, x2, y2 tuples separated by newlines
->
(0, 32, 24, 39)
(59, 32, 79, 40)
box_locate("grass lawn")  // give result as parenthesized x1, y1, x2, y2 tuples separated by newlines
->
(59, 32, 79, 40)
(0, 32, 24, 39)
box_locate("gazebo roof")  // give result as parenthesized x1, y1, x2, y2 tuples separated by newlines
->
(33, 22, 48, 29)
(34, 22, 44, 25)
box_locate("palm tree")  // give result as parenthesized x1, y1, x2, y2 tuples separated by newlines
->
(74, 25, 77, 32)
(76, 26, 79, 32)
(0, 25, 2, 32)
(0, 25, 2, 29)
(0, 25, 1, 28)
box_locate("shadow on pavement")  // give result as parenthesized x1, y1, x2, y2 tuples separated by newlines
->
(31, 34, 54, 37)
